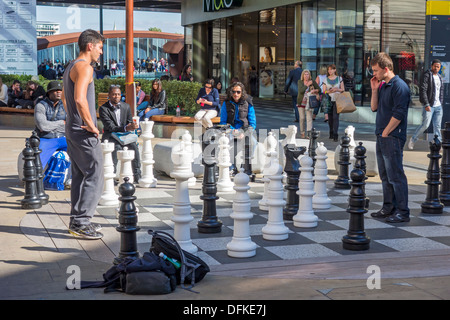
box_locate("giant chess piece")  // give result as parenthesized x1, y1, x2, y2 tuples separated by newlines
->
(342, 164, 370, 251)
(334, 132, 351, 189)
(217, 133, 234, 192)
(241, 129, 256, 182)
(114, 177, 140, 265)
(29, 131, 49, 205)
(354, 142, 369, 211)
(283, 144, 306, 220)
(182, 130, 197, 188)
(422, 134, 444, 214)
(262, 152, 289, 240)
(259, 132, 278, 211)
(99, 140, 119, 206)
(21, 140, 42, 209)
(227, 168, 257, 258)
(117, 146, 135, 184)
(313, 142, 331, 209)
(440, 122, 450, 205)
(139, 119, 157, 188)
(293, 155, 318, 228)
(170, 140, 198, 254)
(197, 129, 222, 233)
(308, 127, 320, 168)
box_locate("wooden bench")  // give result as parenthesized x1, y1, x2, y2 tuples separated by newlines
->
(97, 92, 220, 124)
(0, 106, 35, 114)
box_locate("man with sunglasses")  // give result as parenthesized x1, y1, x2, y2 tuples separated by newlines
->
(220, 82, 257, 175)
(194, 78, 220, 128)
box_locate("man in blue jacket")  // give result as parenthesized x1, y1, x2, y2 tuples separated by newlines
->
(370, 52, 410, 223)
(284, 60, 303, 122)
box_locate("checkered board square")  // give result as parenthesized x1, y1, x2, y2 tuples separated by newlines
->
(96, 180, 450, 266)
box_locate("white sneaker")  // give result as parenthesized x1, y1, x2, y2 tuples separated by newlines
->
(408, 137, 415, 150)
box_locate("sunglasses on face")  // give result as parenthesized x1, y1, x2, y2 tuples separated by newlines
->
(232, 90, 241, 94)
(205, 85, 212, 89)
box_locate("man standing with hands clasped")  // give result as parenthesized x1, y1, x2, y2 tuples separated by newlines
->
(408, 59, 444, 149)
(369, 52, 411, 223)
(62, 29, 105, 239)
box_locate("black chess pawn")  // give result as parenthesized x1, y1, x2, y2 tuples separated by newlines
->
(114, 177, 140, 265)
(342, 164, 370, 251)
(29, 131, 49, 205)
(198, 129, 222, 233)
(308, 128, 320, 168)
(440, 122, 450, 206)
(21, 140, 42, 209)
(334, 133, 351, 189)
(422, 134, 444, 214)
(354, 142, 369, 211)
(283, 144, 306, 221)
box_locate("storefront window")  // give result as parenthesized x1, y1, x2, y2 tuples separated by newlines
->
(382, 0, 426, 105)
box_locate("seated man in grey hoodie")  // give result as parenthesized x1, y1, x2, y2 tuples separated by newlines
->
(34, 81, 67, 168)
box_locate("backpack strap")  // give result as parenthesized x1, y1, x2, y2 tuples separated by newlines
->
(148, 230, 200, 293)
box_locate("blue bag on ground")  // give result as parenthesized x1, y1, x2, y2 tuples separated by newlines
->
(43, 151, 70, 190)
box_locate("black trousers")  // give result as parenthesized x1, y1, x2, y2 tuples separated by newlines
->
(328, 101, 340, 138)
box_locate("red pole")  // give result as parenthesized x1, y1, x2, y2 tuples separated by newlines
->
(125, 0, 134, 115)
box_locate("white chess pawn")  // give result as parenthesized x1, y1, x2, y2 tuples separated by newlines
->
(99, 140, 119, 206)
(181, 131, 197, 188)
(139, 119, 157, 188)
(313, 142, 331, 209)
(227, 168, 257, 258)
(262, 153, 289, 240)
(259, 132, 277, 211)
(217, 133, 234, 192)
(117, 146, 135, 184)
(170, 140, 198, 254)
(293, 155, 318, 228)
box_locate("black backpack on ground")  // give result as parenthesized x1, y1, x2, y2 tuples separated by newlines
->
(75, 251, 177, 295)
(148, 230, 210, 292)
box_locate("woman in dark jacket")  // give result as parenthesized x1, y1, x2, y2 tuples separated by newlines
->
(194, 78, 220, 128)
(137, 78, 166, 120)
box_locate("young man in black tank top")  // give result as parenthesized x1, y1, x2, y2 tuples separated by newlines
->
(62, 29, 105, 239)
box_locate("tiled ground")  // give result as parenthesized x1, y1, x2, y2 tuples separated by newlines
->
(90, 179, 450, 267)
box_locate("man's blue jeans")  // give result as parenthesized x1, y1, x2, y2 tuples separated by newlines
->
(376, 135, 410, 217)
(411, 105, 443, 142)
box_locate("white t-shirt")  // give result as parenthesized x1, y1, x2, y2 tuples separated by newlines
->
(433, 74, 441, 107)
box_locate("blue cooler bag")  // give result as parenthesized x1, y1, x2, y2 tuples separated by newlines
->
(43, 151, 71, 191)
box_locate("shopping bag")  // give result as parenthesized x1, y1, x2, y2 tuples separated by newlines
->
(336, 91, 356, 114)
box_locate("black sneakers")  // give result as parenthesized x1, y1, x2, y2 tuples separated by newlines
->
(69, 223, 103, 240)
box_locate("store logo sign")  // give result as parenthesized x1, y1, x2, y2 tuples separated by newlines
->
(204, 0, 243, 12)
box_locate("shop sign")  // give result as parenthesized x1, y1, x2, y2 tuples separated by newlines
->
(204, 0, 243, 12)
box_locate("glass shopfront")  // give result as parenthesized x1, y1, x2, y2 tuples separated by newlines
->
(184, 0, 427, 106)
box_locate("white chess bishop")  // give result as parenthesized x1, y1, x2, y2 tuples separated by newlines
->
(312, 142, 331, 209)
(293, 155, 318, 228)
(217, 133, 234, 192)
(139, 119, 157, 188)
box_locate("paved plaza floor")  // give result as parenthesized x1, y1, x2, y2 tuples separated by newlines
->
(2, 100, 450, 302)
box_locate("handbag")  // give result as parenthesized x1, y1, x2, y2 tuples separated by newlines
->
(309, 95, 319, 110)
(43, 151, 71, 191)
(336, 91, 356, 114)
(111, 131, 138, 145)
(320, 93, 332, 114)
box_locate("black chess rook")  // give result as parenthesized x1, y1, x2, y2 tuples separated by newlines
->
(422, 134, 444, 214)
(21, 140, 42, 209)
(342, 164, 370, 251)
(334, 133, 351, 189)
(114, 177, 140, 265)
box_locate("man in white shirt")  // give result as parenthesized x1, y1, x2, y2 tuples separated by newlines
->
(408, 59, 444, 149)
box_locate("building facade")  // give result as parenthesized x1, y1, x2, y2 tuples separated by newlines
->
(181, 0, 430, 106)
(37, 30, 183, 70)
